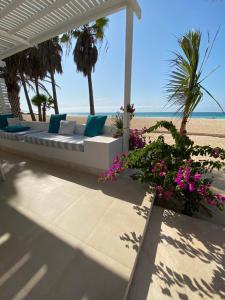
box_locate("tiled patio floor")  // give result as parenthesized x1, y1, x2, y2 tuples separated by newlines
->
(126, 206, 225, 300)
(0, 150, 152, 300)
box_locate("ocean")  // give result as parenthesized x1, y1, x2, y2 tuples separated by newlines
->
(69, 112, 225, 119)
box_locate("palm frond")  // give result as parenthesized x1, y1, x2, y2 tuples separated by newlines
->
(200, 85, 225, 113)
(166, 30, 223, 131)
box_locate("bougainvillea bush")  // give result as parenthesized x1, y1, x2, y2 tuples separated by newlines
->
(129, 128, 148, 150)
(100, 121, 225, 216)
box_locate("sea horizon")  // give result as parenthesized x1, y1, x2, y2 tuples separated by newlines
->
(66, 112, 225, 119)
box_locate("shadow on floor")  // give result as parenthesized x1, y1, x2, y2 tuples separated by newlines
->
(126, 206, 225, 300)
(0, 150, 146, 206)
(157, 209, 225, 299)
(0, 203, 127, 300)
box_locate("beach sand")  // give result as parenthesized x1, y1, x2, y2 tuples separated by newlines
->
(24, 114, 225, 137)
(66, 116, 225, 137)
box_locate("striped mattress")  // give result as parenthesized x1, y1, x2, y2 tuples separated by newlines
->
(24, 132, 88, 152)
(0, 130, 41, 141)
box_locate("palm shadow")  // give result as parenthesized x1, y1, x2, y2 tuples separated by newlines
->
(126, 206, 225, 300)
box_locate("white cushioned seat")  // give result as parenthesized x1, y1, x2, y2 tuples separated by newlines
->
(0, 129, 41, 141)
(24, 132, 88, 152)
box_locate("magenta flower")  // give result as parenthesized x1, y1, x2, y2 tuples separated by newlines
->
(184, 166, 191, 182)
(189, 182, 195, 192)
(215, 194, 225, 203)
(194, 173, 202, 181)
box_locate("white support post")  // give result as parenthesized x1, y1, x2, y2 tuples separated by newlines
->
(123, 7, 134, 152)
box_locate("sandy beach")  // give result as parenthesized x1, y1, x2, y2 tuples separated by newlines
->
(65, 115, 225, 137)
(23, 114, 225, 137)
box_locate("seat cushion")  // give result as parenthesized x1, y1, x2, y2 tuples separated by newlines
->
(24, 132, 88, 152)
(0, 114, 14, 130)
(84, 115, 107, 137)
(5, 125, 30, 132)
(48, 114, 67, 133)
(0, 129, 40, 141)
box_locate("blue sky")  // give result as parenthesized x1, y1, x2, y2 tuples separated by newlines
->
(20, 0, 225, 113)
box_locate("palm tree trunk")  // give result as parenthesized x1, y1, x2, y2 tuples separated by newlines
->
(34, 77, 42, 122)
(180, 113, 188, 135)
(37, 105, 42, 122)
(5, 77, 21, 119)
(21, 74, 36, 121)
(87, 72, 95, 115)
(9, 90, 21, 119)
(42, 103, 46, 122)
(50, 67, 59, 114)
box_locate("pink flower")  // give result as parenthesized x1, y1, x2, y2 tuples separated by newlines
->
(189, 182, 195, 192)
(159, 171, 166, 177)
(156, 185, 163, 197)
(216, 194, 225, 203)
(194, 173, 201, 181)
(184, 166, 191, 182)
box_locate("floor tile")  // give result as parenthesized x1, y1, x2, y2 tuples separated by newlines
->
(54, 190, 114, 241)
(86, 197, 151, 268)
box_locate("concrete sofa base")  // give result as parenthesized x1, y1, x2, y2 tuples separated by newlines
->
(0, 120, 123, 173)
(0, 136, 122, 174)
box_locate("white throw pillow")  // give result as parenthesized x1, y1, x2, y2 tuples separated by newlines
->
(58, 120, 76, 135)
(7, 117, 21, 126)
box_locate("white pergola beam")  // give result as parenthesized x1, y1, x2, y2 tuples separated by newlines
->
(123, 6, 134, 152)
(0, 29, 30, 46)
(128, 0, 141, 19)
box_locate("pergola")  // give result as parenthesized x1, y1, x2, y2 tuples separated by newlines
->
(0, 0, 141, 151)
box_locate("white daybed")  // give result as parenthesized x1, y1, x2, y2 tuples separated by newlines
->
(0, 121, 122, 173)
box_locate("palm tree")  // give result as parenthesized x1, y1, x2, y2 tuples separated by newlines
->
(31, 94, 53, 122)
(16, 50, 36, 121)
(167, 30, 223, 135)
(39, 37, 63, 114)
(61, 18, 108, 115)
(28, 46, 47, 121)
(1, 56, 21, 118)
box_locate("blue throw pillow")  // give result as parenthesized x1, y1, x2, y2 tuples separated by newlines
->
(0, 114, 14, 130)
(84, 115, 107, 137)
(48, 114, 67, 133)
(5, 125, 30, 132)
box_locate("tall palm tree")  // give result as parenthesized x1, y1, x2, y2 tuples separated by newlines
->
(39, 37, 63, 114)
(16, 50, 36, 121)
(167, 30, 223, 135)
(61, 18, 108, 115)
(1, 56, 21, 118)
(28, 46, 47, 121)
